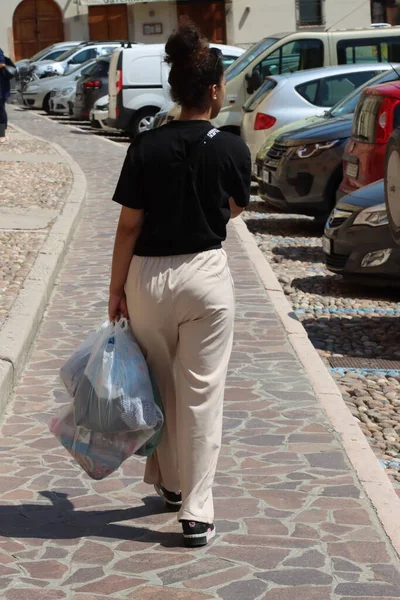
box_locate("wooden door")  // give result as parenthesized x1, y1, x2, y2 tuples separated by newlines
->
(89, 5, 128, 41)
(177, 1, 226, 44)
(13, 0, 64, 61)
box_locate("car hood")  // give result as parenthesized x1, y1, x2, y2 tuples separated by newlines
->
(278, 115, 353, 146)
(337, 180, 384, 212)
(256, 115, 325, 162)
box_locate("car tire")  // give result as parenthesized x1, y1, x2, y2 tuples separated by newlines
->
(385, 128, 400, 246)
(322, 167, 343, 216)
(128, 107, 159, 139)
(43, 93, 52, 113)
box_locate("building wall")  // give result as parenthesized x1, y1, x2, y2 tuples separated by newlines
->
(227, 0, 373, 46)
(227, 0, 296, 47)
(0, 0, 89, 59)
(324, 0, 372, 30)
(0, 0, 375, 61)
(129, 2, 177, 44)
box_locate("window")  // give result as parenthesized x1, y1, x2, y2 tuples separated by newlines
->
(85, 60, 109, 78)
(352, 94, 382, 142)
(222, 55, 240, 71)
(225, 37, 279, 82)
(243, 79, 277, 111)
(297, 0, 324, 26)
(99, 46, 117, 56)
(254, 39, 324, 80)
(69, 48, 98, 65)
(330, 69, 396, 118)
(46, 49, 69, 61)
(338, 37, 400, 65)
(297, 71, 382, 108)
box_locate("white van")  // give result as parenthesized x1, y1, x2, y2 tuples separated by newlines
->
(107, 43, 243, 137)
(215, 26, 400, 134)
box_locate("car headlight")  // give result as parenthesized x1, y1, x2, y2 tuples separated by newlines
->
(60, 87, 75, 96)
(353, 203, 388, 227)
(25, 84, 40, 92)
(293, 139, 340, 160)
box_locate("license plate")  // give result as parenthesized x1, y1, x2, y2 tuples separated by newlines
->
(346, 162, 358, 179)
(322, 236, 331, 254)
(263, 169, 272, 184)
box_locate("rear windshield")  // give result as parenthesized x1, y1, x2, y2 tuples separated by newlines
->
(225, 38, 278, 82)
(329, 68, 398, 118)
(243, 79, 277, 111)
(352, 94, 382, 142)
(84, 60, 109, 78)
(353, 93, 400, 142)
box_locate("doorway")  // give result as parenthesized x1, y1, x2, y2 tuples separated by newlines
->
(88, 5, 129, 42)
(177, 1, 226, 44)
(13, 0, 64, 61)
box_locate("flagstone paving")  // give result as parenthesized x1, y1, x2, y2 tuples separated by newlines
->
(1, 107, 399, 599)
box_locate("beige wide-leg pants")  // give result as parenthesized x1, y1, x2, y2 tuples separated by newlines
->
(125, 248, 235, 524)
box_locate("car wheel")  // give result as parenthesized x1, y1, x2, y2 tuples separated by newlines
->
(128, 108, 159, 139)
(385, 128, 400, 245)
(43, 93, 52, 113)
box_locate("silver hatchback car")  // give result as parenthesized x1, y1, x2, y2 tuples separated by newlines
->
(241, 62, 394, 163)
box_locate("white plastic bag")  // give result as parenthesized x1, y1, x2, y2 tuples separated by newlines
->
(60, 328, 101, 397)
(49, 404, 151, 480)
(74, 319, 163, 434)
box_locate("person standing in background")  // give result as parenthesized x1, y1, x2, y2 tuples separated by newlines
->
(0, 48, 13, 143)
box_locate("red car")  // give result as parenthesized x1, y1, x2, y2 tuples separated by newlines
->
(339, 80, 400, 198)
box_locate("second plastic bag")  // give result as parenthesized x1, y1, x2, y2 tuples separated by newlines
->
(73, 319, 163, 435)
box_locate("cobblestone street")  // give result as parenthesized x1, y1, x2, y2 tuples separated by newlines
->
(1, 107, 400, 599)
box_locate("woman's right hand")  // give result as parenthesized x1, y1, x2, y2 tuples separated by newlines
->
(108, 290, 129, 322)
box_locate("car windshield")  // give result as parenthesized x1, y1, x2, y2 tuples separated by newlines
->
(30, 46, 57, 62)
(225, 38, 278, 82)
(56, 46, 83, 62)
(329, 68, 398, 118)
(69, 59, 95, 76)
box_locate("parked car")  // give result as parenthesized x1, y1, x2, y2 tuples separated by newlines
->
(255, 66, 400, 220)
(16, 42, 83, 70)
(49, 86, 76, 116)
(74, 56, 110, 120)
(90, 95, 111, 130)
(107, 43, 243, 138)
(214, 26, 400, 134)
(21, 59, 97, 111)
(340, 80, 400, 199)
(323, 180, 400, 285)
(242, 63, 389, 162)
(36, 41, 126, 79)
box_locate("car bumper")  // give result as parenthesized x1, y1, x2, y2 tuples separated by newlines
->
(90, 109, 110, 130)
(258, 148, 342, 217)
(49, 97, 70, 114)
(21, 93, 44, 108)
(324, 223, 400, 283)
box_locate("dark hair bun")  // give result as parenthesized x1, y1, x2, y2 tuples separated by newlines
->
(165, 23, 206, 66)
(165, 22, 224, 110)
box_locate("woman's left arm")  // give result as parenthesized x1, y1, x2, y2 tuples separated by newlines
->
(109, 206, 144, 321)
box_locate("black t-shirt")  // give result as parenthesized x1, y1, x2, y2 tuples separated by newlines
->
(112, 120, 251, 256)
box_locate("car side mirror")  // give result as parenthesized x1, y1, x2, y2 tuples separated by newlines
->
(246, 70, 261, 95)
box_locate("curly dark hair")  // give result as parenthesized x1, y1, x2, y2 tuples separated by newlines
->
(165, 23, 224, 110)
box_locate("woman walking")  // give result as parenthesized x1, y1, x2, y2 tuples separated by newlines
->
(109, 23, 251, 547)
(0, 48, 13, 143)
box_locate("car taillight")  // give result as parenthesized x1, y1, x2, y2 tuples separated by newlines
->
(375, 97, 400, 143)
(83, 80, 102, 90)
(116, 69, 123, 94)
(254, 113, 277, 131)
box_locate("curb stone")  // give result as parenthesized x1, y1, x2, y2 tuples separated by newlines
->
(0, 124, 87, 417)
(232, 215, 400, 557)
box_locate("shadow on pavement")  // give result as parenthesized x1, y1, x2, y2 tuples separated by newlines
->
(0, 491, 183, 547)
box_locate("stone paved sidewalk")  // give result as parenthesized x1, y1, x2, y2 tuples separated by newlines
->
(1, 106, 400, 599)
(0, 123, 72, 328)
